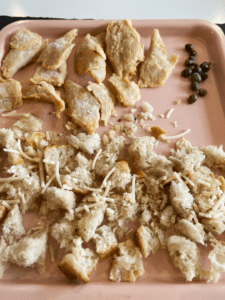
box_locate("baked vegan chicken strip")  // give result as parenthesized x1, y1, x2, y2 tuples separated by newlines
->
(106, 19, 144, 79)
(2, 28, 47, 79)
(138, 29, 178, 88)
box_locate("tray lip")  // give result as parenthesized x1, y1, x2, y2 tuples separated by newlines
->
(1, 18, 225, 298)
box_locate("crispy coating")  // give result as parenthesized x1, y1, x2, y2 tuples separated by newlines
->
(0, 78, 22, 111)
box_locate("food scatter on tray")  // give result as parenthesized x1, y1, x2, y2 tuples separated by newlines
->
(0, 19, 224, 284)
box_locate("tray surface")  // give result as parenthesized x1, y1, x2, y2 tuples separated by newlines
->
(0, 19, 225, 299)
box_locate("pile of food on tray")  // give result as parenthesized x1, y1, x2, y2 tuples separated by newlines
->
(0, 19, 225, 284)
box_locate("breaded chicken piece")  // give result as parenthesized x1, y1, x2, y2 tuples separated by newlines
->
(106, 19, 144, 79)
(2, 28, 47, 79)
(0, 78, 22, 111)
(29, 62, 67, 87)
(64, 79, 100, 134)
(37, 29, 77, 70)
(22, 81, 65, 118)
(138, 29, 178, 88)
(87, 82, 115, 126)
(76, 33, 106, 83)
(108, 74, 141, 107)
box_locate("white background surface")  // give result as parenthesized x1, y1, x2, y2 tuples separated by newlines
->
(1, 0, 225, 23)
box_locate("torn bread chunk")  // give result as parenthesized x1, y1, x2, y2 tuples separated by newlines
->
(87, 82, 115, 126)
(37, 29, 78, 70)
(0, 128, 23, 164)
(138, 29, 178, 88)
(201, 145, 225, 172)
(43, 187, 75, 213)
(136, 224, 165, 258)
(0, 78, 22, 111)
(11, 113, 43, 141)
(26, 132, 46, 149)
(94, 136, 125, 177)
(175, 219, 206, 245)
(67, 132, 101, 155)
(110, 239, 145, 282)
(44, 144, 75, 177)
(29, 62, 67, 87)
(5, 229, 48, 268)
(160, 205, 176, 229)
(2, 28, 46, 78)
(201, 218, 225, 236)
(106, 19, 144, 79)
(64, 79, 100, 134)
(109, 74, 141, 107)
(77, 203, 106, 242)
(2, 204, 25, 244)
(94, 225, 118, 260)
(58, 236, 99, 283)
(109, 161, 132, 190)
(51, 217, 76, 249)
(128, 136, 157, 168)
(208, 239, 225, 283)
(76, 33, 106, 83)
(166, 235, 201, 282)
(170, 179, 194, 218)
(22, 81, 65, 118)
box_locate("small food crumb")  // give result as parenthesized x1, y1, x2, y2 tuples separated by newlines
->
(159, 114, 164, 118)
(176, 99, 182, 105)
(151, 126, 167, 139)
(174, 121, 178, 127)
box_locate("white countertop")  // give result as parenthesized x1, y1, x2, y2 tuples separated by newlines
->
(2, 0, 225, 23)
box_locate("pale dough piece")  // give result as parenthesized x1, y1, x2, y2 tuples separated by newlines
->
(87, 81, 115, 126)
(108, 74, 141, 107)
(138, 29, 178, 88)
(76, 33, 106, 83)
(22, 81, 65, 118)
(64, 79, 100, 135)
(29, 62, 67, 87)
(106, 19, 144, 79)
(0, 78, 22, 111)
(2, 28, 47, 79)
(37, 29, 78, 70)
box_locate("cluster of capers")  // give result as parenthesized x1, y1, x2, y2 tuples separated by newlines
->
(181, 44, 211, 104)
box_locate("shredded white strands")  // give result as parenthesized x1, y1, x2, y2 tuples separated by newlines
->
(1, 201, 12, 209)
(191, 211, 199, 224)
(3, 148, 20, 154)
(92, 149, 102, 170)
(92, 193, 100, 203)
(18, 191, 26, 204)
(49, 245, 55, 263)
(17, 139, 40, 162)
(197, 179, 211, 187)
(28, 165, 39, 170)
(182, 175, 195, 187)
(1, 111, 29, 117)
(174, 172, 183, 184)
(82, 186, 102, 193)
(0, 200, 20, 204)
(55, 161, 63, 188)
(0, 175, 29, 183)
(174, 121, 177, 128)
(41, 174, 56, 194)
(103, 181, 111, 197)
(43, 159, 56, 165)
(161, 129, 191, 140)
(101, 167, 116, 188)
(159, 114, 164, 118)
(212, 192, 225, 211)
(166, 108, 174, 119)
(37, 150, 45, 188)
(159, 195, 167, 211)
(84, 205, 90, 213)
(132, 175, 136, 203)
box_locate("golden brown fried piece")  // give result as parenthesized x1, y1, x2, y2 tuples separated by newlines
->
(108, 74, 141, 107)
(22, 81, 65, 118)
(2, 28, 47, 79)
(138, 29, 178, 88)
(76, 33, 106, 83)
(29, 62, 67, 87)
(87, 81, 115, 126)
(106, 19, 144, 79)
(37, 29, 78, 70)
(0, 78, 22, 111)
(64, 79, 100, 134)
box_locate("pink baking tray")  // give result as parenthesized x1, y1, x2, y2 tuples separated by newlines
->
(1, 19, 225, 300)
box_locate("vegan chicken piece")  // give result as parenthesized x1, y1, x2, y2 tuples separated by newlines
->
(0, 78, 22, 111)
(106, 19, 144, 79)
(138, 29, 178, 88)
(37, 29, 78, 70)
(76, 33, 106, 83)
(64, 79, 100, 134)
(2, 28, 47, 78)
